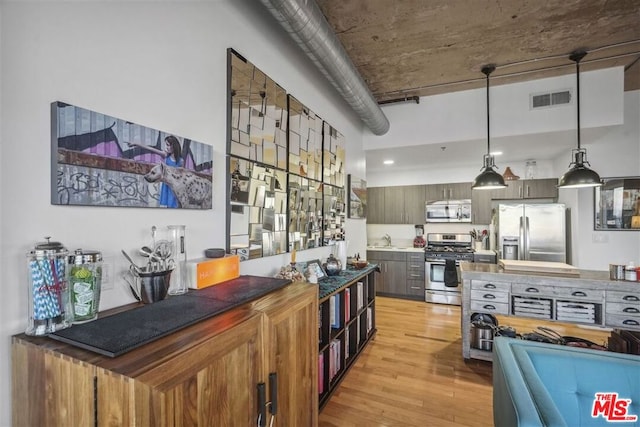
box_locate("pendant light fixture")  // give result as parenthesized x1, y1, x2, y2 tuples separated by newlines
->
(472, 65, 507, 190)
(558, 51, 602, 189)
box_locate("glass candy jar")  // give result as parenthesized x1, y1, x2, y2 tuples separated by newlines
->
(68, 249, 103, 323)
(26, 237, 71, 335)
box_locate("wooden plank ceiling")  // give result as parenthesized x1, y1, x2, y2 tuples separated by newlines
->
(316, 0, 640, 103)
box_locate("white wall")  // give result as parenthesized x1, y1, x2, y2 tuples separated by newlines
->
(0, 1, 365, 424)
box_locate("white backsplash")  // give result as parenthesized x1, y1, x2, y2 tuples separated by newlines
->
(367, 223, 490, 248)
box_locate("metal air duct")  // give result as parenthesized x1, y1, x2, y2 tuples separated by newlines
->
(258, 0, 390, 135)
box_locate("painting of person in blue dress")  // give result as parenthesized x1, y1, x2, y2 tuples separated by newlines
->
(129, 135, 184, 208)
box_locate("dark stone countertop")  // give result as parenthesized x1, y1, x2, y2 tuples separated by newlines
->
(317, 263, 379, 300)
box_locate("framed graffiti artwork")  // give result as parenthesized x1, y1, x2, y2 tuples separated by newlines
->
(50, 101, 213, 209)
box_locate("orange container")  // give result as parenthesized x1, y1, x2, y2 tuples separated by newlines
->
(187, 255, 240, 289)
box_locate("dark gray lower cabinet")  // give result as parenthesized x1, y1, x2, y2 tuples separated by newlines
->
(368, 250, 424, 300)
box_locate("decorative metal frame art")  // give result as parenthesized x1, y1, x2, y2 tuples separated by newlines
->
(51, 102, 213, 209)
(227, 48, 345, 261)
(594, 177, 640, 230)
(347, 175, 367, 219)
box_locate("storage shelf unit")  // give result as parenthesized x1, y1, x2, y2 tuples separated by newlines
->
(318, 265, 377, 410)
(462, 266, 640, 362)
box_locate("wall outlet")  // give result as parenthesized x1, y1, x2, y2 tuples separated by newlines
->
(101, 256, 115, 290)
(592, 234, 609, 244)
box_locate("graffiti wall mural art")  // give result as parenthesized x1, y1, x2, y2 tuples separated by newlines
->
(51, 101, 213, 209)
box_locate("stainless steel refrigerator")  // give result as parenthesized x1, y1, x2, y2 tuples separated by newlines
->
(497, 203, 567, 263)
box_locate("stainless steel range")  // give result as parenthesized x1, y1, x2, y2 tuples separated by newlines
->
(424, 233, 473, 306)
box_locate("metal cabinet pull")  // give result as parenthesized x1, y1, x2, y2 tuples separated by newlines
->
(623, 319, 640, 326)
(571, 291, 587, 297)
(526, 185, 530, 197)
(483, 294, 496, 299)
(623, 307, 640, 313)
(257, 383, 266, 427)
(269, 372, 278, 416)
(525, 287, 539, 293)
(623, 295, 640, 301)
(483, 304, 496, 310)
(484, 283, 496, 289)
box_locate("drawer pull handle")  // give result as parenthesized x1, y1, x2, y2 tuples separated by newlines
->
(525, 287, 539, 293)
(483, 304, 496, 310)
(623, 307, 640, 313)
(483, 294, 496, 299)
(571, 291, 586, 297)
(623, 319, 640, 326)
(484, 284, 496, 289)
(623, 295, 640, 302)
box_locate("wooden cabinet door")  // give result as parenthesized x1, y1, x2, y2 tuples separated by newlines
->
(449, 182, 472, 200)
(256, 284, 318, 427)
(472, 187, 493, 224)
(367, 187, 385, 223)
(384, 187, 405, 223)
(523, 178, 558, 199)
(425, 183, 445, 201)
(493, 181, 522, 199)
(403, 185, 426, 224)
(12, 339, 96, 427)
(384, 260, 407, 296)
(125, 313, 265, 426)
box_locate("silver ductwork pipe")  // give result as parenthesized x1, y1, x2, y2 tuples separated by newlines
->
(259, 0, 390, 135)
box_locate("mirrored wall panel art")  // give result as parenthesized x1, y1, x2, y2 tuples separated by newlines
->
(322, 122, 346, 187)
(229, 51, 287, 169)
(227, 49, 348, 261)
(323, 184, 346, 244)
(229, 156, 287, 260)
(288, 175, 323, 251)
(288, 95, 323, 180)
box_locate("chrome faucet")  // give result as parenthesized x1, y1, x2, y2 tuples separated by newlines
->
(383, 234, 392, 247)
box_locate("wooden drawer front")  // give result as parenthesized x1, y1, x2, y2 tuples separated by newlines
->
(470, 280, 510, 292)
(470, 300, 509, 315)
(511, 283, 556, 297)
(606, 290, 640, 305)
(606, 314, 640, 330)
(471, 289, 509, 304)
(407, 280, 424, 297)
(407, 253, 425, 264)
(606, 302, 640, 316)
(552, 287, 604, 302)
(406, 269, 425, 280)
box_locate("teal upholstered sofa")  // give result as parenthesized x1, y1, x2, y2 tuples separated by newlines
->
(493, 337, 640, 427)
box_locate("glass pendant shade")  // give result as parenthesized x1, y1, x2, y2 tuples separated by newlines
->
(472, 154, 506, 189)
(558, 51, 602, 189)
(558, 149, 602, 188)
(473, 65, 506, 190)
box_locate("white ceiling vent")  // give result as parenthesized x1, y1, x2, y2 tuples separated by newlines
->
(530, 89, 572, 110)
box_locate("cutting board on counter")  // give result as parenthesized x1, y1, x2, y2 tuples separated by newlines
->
(498, 259, 580, 276)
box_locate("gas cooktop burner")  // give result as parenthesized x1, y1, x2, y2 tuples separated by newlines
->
(425, 246, 473, 253)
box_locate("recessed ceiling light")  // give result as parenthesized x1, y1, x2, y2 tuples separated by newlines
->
(383, 160, 394, 165)
(490, 151, 503, 156)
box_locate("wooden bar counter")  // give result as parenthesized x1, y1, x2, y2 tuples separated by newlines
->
(12, 281, 318, 426)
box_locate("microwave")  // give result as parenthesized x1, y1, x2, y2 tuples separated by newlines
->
(426, 199, 472, 223)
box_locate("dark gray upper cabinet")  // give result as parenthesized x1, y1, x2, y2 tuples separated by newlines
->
(367, 185, 426, 224)
(492, 178, 558, 200)
(426, 182, 472, 201)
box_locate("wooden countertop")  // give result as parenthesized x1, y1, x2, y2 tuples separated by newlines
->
(460, 261, 640, 291)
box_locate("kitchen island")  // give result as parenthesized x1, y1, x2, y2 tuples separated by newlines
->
(460, 262, 640, 361)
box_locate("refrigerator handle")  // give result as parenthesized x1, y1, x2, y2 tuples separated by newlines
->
(519, 216, 525, 260)
(524, 216, 530, 260)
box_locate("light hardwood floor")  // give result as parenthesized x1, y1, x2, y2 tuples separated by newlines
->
(318, 296, 611, 427)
